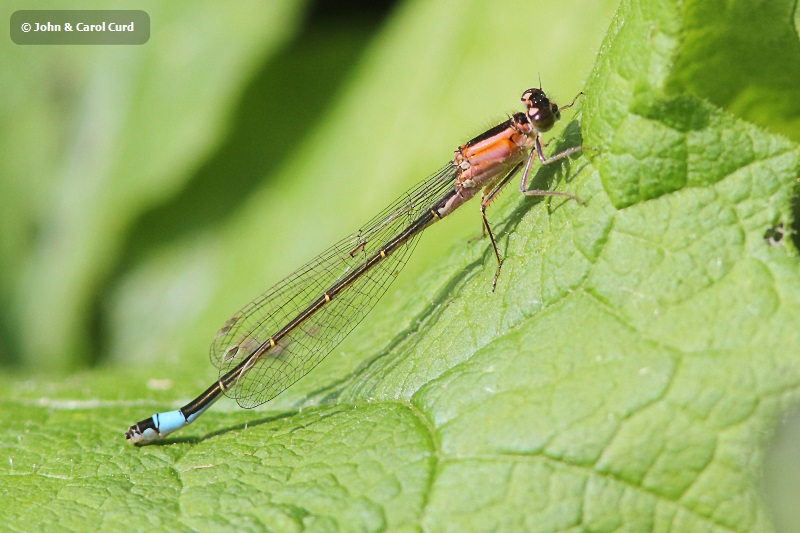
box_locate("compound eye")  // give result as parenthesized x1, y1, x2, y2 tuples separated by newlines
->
(529, 106, 555, 131)
(534, 113, 555, 131)
(522, 88, 559, 131)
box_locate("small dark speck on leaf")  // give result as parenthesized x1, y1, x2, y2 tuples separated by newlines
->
(764, 224, 785, 246)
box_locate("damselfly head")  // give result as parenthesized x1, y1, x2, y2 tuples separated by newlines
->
(521, 88, 560, 132)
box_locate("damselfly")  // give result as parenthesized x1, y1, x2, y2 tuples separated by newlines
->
(125, 87, 588, 444)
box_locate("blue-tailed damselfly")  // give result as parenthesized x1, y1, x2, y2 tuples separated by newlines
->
(125, 87, 587, 444)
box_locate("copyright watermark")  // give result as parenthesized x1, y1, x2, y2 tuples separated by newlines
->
(11, 10, 149, 45)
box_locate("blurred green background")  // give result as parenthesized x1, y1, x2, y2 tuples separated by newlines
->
(0, 0, 618, 377)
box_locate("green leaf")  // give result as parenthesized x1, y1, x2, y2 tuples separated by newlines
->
(667, 0, 800, 141)
(3, 0, 800, 531)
